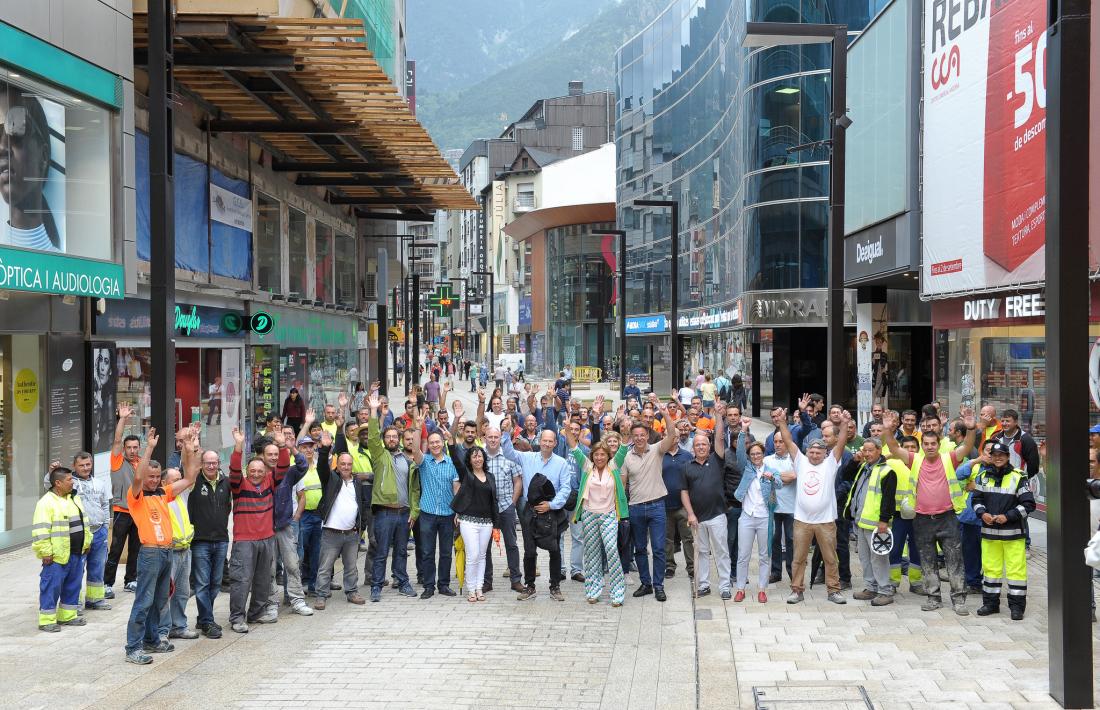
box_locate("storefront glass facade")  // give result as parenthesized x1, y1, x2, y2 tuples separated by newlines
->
(684, 330, 754, 411)
(545, 221, 616, 373)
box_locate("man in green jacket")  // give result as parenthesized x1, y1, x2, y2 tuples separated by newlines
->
(366, 393, 421, 603)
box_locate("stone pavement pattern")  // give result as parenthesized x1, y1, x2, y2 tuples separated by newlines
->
(0, 375, 1096, 709)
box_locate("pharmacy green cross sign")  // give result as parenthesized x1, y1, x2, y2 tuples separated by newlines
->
(427, 283, 460, 317)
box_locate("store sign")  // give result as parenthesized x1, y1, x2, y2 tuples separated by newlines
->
(209, 183, 253, 232)
(0, 246, 124, 299)
(742, 289, 857, 326)
(625, 315, 668, 334)
(845, 220, 905, 281)
(262, 306, 355, 348)
(962, 292, 1045, 321)
(95, 299, 244, 339)
(676, 305, 741, 332)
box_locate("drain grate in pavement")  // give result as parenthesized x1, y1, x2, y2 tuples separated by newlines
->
(694, 609, 713, 620)
(753, 684, 875, 710)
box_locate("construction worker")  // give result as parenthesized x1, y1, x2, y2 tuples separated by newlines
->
(297, 411, 326, 596)
(158, 466, 198, 640)
(971, 441, 1035, 620)
(34, 466, 91, 632)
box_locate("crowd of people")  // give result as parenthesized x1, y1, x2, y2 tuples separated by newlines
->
(30, 364, 1093, 666)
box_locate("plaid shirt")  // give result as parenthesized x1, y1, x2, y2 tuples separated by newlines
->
(484, 449, 521, 513)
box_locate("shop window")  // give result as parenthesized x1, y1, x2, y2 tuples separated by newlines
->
(0, 334, 46, 548)
(315, 221, 334, 303)
(255, 193, 281, 294)
(288, 207, 308, 299)
(0, 71, 112, 259)
(335, 231, 356, 306)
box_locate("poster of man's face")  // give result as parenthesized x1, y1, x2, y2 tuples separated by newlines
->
(89, 344, 117, 454)
(0, 79, 65, 252)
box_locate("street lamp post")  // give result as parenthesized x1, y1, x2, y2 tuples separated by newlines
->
(391, 286, 400, 389)
(405, 241, 439, 392)
(593, 229, 627, 397)
(449, 277, 470, 364)
(634, 199, 681, 392)
(742, 21, 849, 407)
(471, 270, 494, 369)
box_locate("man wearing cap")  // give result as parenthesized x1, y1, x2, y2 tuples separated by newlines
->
(882, 410, 976, 615)
(841, 438, 907, 606)
(1090, 424, 1100, 451)
(971, 441, 1036, 619)
(33, 466, 91, 631)
(296, 410, 325, 596)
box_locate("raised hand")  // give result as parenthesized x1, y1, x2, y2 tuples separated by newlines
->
(714, 401, 727, 417)
(962, 413, 977, 429)
(273, 429, 287, 448)
(453, 400, 465, 420)
(338, 392, 349, 410)
(320, 431, 334, 448)
(118, 403, 134, 420)
(881, 410, 898, 432)
(232, 426, 245, 446)
(368, 392, 381, 411)
(477, 388, 486, 404)
(443, 381, 453, 393)
(593, 395, 605, 414)
(304, 407, 316, 426)
(797, 393, 810, 411)
(772, 407, 787, 425)
(370, 380, 381, 393)
(841, 410, 853, 424)
(741, 416, 752, 431)
(145, 427, 160, 451)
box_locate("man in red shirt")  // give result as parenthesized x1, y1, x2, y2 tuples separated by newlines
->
(227, 427, 290, 634)
(882, 411, 976, 615)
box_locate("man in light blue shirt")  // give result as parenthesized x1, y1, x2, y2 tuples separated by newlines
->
(411, 430, 459, 599)
(501, 428, 572, 601)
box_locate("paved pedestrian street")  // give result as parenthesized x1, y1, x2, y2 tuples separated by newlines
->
(1, 517, 1097, 710)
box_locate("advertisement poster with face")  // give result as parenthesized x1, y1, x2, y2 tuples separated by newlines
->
(0, 81, 66, 252)
(88, 343, 118, 456)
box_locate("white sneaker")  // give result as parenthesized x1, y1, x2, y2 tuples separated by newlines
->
(786, 591, 804, 604)
(253, 610, 279, 624)
(292, 600, 314, 616)
(231, 622, 249, 634)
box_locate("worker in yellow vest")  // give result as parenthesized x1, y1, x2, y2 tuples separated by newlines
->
(883, 411, 976, 615)
(158, 467, 198, 640)
(298, 421, 326, 595)
(34, 467, 91, 632)
(842, 437, 910, 606)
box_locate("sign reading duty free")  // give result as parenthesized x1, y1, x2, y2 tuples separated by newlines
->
(0, 246, 124, 299)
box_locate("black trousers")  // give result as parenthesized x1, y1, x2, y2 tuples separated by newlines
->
(104, 510, 141, 587)
(520, 506, 563, 589)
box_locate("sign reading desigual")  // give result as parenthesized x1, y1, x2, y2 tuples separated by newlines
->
(0, 247, 124, 298)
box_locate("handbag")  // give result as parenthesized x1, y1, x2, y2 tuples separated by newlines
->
(1086, 529, 1100, 570)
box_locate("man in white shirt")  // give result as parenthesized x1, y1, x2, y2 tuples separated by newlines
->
(773, 407, 850, 605)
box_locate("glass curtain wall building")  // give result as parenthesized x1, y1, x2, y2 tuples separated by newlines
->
(616, 0, 887, 404)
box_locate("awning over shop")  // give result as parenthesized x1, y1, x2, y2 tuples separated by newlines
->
(132, 11, 475, 215)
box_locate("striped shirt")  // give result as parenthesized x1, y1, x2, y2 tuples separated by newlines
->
(6, 223, 57, 252)
(484, 449, 521, 512)
(418, 454, 458, 516)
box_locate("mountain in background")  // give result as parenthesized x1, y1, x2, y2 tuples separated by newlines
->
(410, 0, 665, 152)
(406, 0, 617, 95)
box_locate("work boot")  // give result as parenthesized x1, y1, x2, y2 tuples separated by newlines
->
(39, 623, 60, 633)
(1009, 600, 1026, 621)
(61, 616, 87, 627)
(853, 589, 876, 601)
(510, 581, 527, 593)
(517, 586, 537, 601)
(85, 599, 112, 611)
(871, 594, 895, 606)
(921, 597, 943, 611)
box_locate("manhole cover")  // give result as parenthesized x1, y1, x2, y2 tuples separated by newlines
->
(694, 609, 713, 620)
(753, 684, 874, 710)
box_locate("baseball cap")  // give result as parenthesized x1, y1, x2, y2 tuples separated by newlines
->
(297, 436, 316, 446)
(1090, 424, 1100, 434)
(806, 439, 828, 451)
(989, 442, 1010, 456)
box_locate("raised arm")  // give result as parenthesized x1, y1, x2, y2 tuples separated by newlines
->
(299, 407, 316, 443)
(169, 427, 202, 495)
(476, 388, 487, 421)
(657, 400, 680, 454)
(409, 412, 425, 465)
(131, 428, 159, 497)
(111, 403, 134, 457)
(713, 401, 728, 458)
(952, 411, 978, 463)
(439, 380, 451, 413)
(833, 411, 852, 463)
(880, 411, 913, 467)
(772, 407, 801, 465)
(500, 428, 525, 466)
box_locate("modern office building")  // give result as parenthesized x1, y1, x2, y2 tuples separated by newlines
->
(615, 0, 921, 411)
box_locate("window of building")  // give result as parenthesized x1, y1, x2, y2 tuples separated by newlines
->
(0, 72, 112, 260)
(314, 221, 334, 303)
(572, 126, 583, 151)
(254, 193, 281, 294)
(288, 207, 307, 298)
(335, 231, 356, 306)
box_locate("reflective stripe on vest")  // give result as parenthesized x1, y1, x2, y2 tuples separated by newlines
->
(844, 461, 902, 531)
(911, 450, 966, 514)
(167, 494, 195, 549)
(347, 446, 373, 476)
(302, 466, 322, 510)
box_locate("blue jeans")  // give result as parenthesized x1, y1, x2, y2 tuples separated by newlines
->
(960, 522, 983, 588)
(298, 510, 323, 592)
(372, 507, 412, 589)
(418, 511, 454, 591)
(191, 540, 228, 626)
(85, 525, 109, 602)
(628, 501, 667, 588)
(126, 547, 172, 653)
(159, 548, 191, 638)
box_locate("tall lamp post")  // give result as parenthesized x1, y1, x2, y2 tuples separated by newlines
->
(593, 229, 627, 397)
(742, 22, 849, 406)
(1044, 0, 1093, 705)
(406, 241, 439, 393)
(471, 270, 494, 369)
(634, 199, 681, 392)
